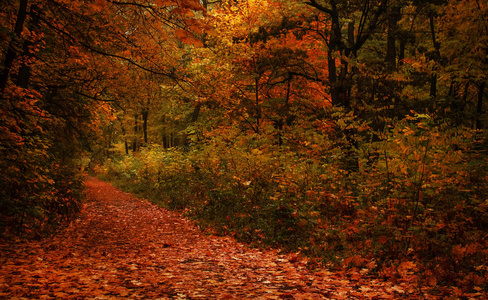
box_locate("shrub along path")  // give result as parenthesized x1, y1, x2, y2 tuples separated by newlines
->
(1, 177, 431, 299)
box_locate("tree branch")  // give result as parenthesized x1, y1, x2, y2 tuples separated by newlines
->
(304, 0, 333, 14)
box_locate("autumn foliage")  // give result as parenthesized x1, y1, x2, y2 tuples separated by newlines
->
(2, 0, 488, 298)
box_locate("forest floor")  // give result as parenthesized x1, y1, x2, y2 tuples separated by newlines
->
(1, 177, 434, 299)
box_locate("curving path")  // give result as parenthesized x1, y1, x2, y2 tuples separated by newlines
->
(1, 177, 416, 299)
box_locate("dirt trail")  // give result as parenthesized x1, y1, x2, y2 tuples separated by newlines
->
(0, 177, 409, 299)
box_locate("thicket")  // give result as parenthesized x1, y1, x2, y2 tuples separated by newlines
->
(0, 135, 85, 238)
(0, 0, 111, 238)
(95, 112, 488, 295)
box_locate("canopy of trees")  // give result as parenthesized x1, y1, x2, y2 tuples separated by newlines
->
(1, 0, 487, 297)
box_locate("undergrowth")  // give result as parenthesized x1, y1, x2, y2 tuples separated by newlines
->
(94, 116, 488, 296)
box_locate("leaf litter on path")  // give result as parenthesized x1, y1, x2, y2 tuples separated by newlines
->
(1, 177, 428, 299)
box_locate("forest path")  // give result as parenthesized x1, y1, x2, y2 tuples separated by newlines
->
(1, 177, 404, 299)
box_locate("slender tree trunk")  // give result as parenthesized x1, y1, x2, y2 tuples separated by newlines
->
(325, 0, 343, 107)
(305, 0, 389, 172)
(161, 114, 168, 148)
(429, 16, 440, 98)
(398, 38, 406, 66)
(142, 109, 148, 144)
(106, 123, 113, 158)
(163, 134, 168, 148)
(448, 79, 455, 98)
(132, 113, 138, 152)
(386, 6, 400, 70)
(274, 77, 291, 146)
(328, 50, 339, 106)
(255, 78, 261, 134)
(121, 125, 129, 155)
(430, 74, 437, 98)
(306, 0, 389, 107)
(476, 82, 485, 130)
(16, 5, 40, 89)
(346, 21, 356, 101)
(191, 102, 201, 122)
(0, 0, 29, 97)
(461, 81, 470, 110)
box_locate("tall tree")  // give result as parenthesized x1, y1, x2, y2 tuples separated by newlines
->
(305, 0, 390, 108)
(185, 0, 330, 146)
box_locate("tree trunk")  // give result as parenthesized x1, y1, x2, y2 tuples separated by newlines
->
(461, 81, 470, 111)
(122, 126, 129, 155)
(190, 102, 201, 122)
(386, 6, 401, 70)
(430, 74, 437, 98)
(429, 16, 440, 98)
(255, 78, 261, 134)
(448, 79, 456, 98)
(163, 134, 168, 148)
(476, 82, 485, 130)
(328, 50, 339, 106)
(16, 5, 40, 89)
(0, 0, 29, 96)
(398, 38, 406, 66)
(305, 0, 389, 172)
(306, 0, 389, 107)
(142, 109, 148, 144)
(132, 113, 138, 152)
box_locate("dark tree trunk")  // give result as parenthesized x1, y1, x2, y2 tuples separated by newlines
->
(142, 109, 148, 144)
(163, 134, 168, 148)
(305, 0, 389, 172)
(132, 113, 138, 152)
(0, 0, 29, 96)
(398, 38, 406, 66)
(306, 0, 388, 108)
(16, 5, 40, 89)
(386, 6, 401, 70)
(448, 79, 456, 98)
(191, 102, 201, 122)
(122, 126, 129, 155)
(328, 50, 339, 106)
(430, 74, 437, 98)
(429, 16, 441, 98)
(461, 81, 470, 110)
(255, 78, 261, 134)
(476, 82, 485, 130)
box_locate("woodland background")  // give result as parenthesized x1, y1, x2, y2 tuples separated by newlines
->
(1, 0, 487, 296)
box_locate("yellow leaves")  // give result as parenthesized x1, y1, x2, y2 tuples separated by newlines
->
(251, 148, 262, 155)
